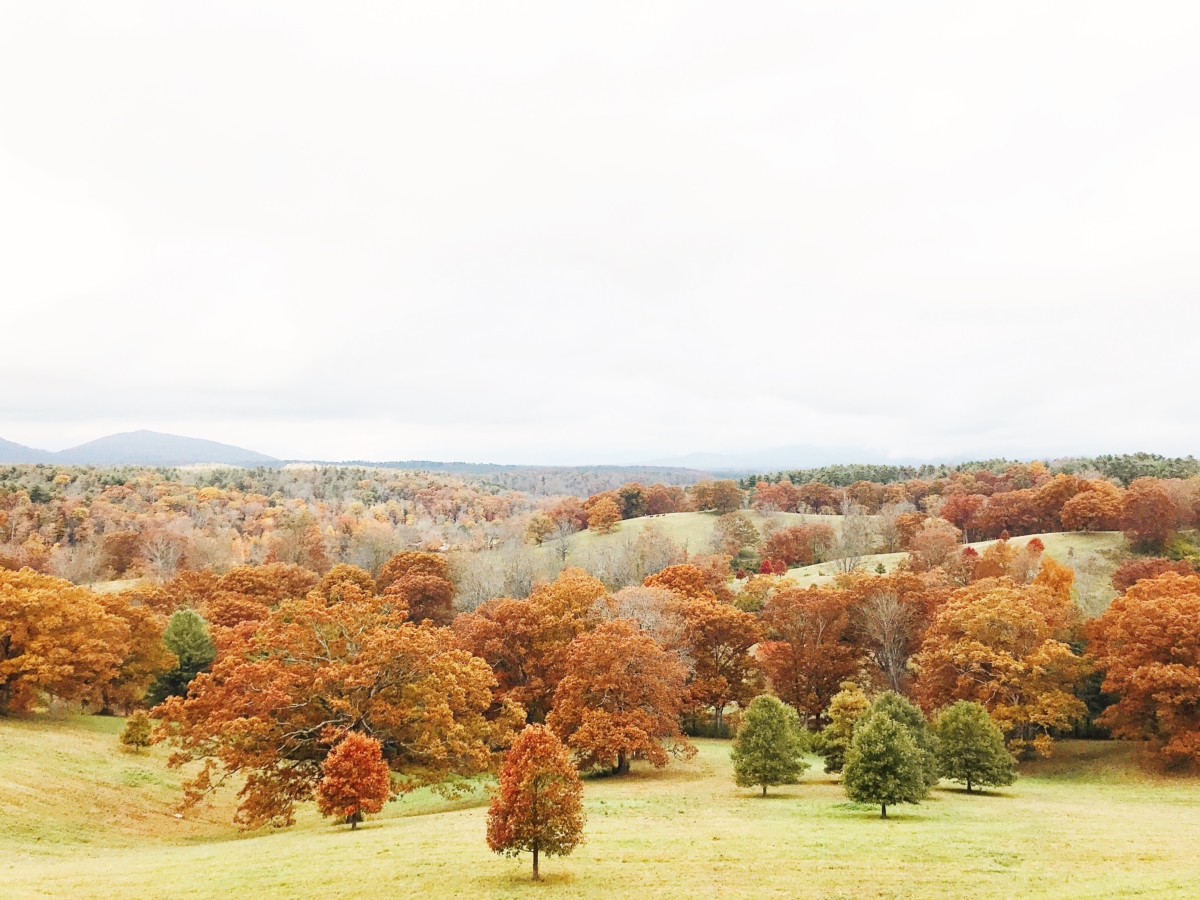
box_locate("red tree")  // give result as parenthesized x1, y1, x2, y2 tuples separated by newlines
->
(316, 731, 393, 829)
(487, 725, 586, 881)
(1111, 557, 1195, 593)
(758, 586, 864, 725)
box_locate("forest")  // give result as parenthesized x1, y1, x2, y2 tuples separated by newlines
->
(3, 454, 1200, 893)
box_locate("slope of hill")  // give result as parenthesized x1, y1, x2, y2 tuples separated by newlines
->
(0, 436, 48, 463)
(4, 715, 1200, 899)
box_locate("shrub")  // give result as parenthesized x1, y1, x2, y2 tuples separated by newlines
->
(120, 710, 153, 753)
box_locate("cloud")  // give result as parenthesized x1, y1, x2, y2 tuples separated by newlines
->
(1, 2, 1198, 463)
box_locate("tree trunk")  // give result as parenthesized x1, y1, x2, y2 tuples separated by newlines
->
(881, 803, 887, 819)
(532, 844, 540, 881)
(616, 750, 629, 775)
(762, 784, 767, 797)
(966, 776, 972, 794)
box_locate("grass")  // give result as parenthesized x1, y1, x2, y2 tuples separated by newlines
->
(562, 510, 852, 559)
(4, 715, 1200, 899)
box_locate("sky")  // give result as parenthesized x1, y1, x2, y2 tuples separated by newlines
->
(2, 2, 1199, 466)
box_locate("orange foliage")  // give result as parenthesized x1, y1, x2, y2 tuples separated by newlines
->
(0, 569, 129, 714)
(315, 731, 393, 828)
(914, 576, 1088, 755)
(376, 551, 449, 594)
(586, 498, 622, 533)
(1089, 573, 1200, 767)
(1120, 477, 1176, 550)
(487, 724, 585, 881)
(758, 587, 864, 725)
(1060, 481, 1123, 532)
(453, 569, 609, 724)
(547, 619, 694, 774)
(154, 589, 521, 828)
(668, 594, 762, 729)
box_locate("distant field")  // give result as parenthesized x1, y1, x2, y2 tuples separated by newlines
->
(784, 530, 1128, 589)
(563, 510, 852, 557)
(5, 715, 1199, 899)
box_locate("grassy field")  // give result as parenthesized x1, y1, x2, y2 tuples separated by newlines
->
(4, 715, 1199, 899)
(562, 510, 854, 558)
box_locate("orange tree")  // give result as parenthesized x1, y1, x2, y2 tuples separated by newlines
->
(376, 550, 449, 593)
(0, 569, 129, 714)
(453, 568, 609, 723)
(757, 586, 864, 726)
(668, 593, 762, 733)
(487, 725, 585, 881)
(1060, 480, 1123, 532)
(1120, 477, 1176, 551)
(1089, 572, 1200, 767)
(546, 619, 694, 774)
(315, 731, 393, 829)
(154, 588, 522, 828)
(914, 573, 1089, 756)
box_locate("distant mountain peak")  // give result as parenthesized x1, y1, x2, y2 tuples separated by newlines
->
(0, 431, 278, 467)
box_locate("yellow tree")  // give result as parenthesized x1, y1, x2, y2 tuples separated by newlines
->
(914, 573, 1089, 756)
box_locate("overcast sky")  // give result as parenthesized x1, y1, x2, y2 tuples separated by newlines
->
(2, 2, 1198, 465)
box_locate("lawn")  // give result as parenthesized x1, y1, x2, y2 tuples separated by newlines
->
(4, 716, 1199, 899)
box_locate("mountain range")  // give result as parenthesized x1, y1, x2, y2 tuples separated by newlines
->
(0, 431, 279, 467)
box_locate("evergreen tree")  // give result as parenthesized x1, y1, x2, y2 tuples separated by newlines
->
(867, 692, 940, 790)
(843, 712, 927, 818)
(146, 609, 216, 706)
(120, 709, 153, 752)
(935, 701, 1017, 793)
(814, 682, 870, 774)
(731, 695, 810, 796)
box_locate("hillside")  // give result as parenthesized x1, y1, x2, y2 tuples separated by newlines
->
(4, 715, 1200, 899)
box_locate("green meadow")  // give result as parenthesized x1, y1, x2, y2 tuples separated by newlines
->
(4, 715, 1198, 899)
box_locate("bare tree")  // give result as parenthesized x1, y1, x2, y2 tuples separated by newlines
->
(832, 506, 875, 573)
(857, 592, 914, 693)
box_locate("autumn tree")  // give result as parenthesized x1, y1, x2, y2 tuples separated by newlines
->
(844, 572, 946, 694)
(938, 493, 987, 542)
(525, 512, 555, 545)
(759, 587, 864, 725)
(731, 694, 809, 796)
(155, 589, 521, 828)
(547, 619, 693, 774)
(1111, 557, 1195, 593)
(0, 569, 128, 714)
(915, 574, 1089, 756)
(587, 497, 622, 533)
(316, 731, 393, 829)
(843, 710, 927, 818)
(690, 480, 744, 514)
(146, 609, 216, 706)
(454, 569, 609, 723)
(1120, 477, 1175, 551)
(763, 523, 837, 567)
(814, 682, 871, 774)
(120, 709, 153, 752)
(487, 725, 585, 881)
(376, 551, 449, 594)
(934, 701, 1016, 793)
(1060, 481, 1123, 532)
(906, 519, 962, 569)
(98, 592, 176, 712)
(1089, 572, 1200, 767)
(311, 564, 377, 603)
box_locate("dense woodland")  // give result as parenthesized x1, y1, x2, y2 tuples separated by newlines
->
(3, 453, 1200, 846)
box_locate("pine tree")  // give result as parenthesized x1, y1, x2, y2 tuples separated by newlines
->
(935, 701, 1017, 793)
(488, 725, 586, 881)
(843, 712, 926, 818)
(147, 609, 217, 706)
(815, 682, 870, 774)
(120, 709, 153, 752)
(731, 695, 810, 796)
(867, 692, 940, 790)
